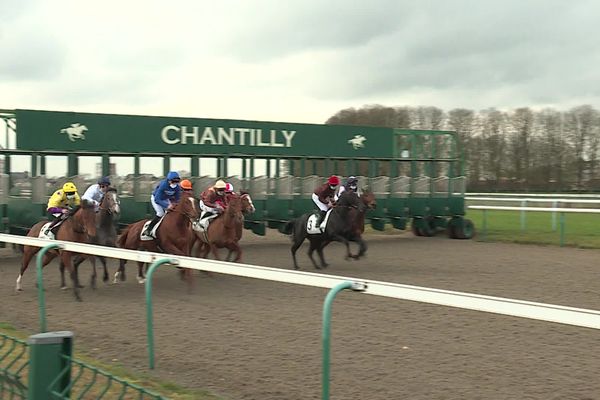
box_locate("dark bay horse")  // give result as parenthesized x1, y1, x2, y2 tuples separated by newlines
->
(17, 200, 97, 301)
(282, 191, 362, 270)
(323, 190, 377, 260)
(116, 191, 199, 285)
(193, 194, 245, 262)
(67, 187, 121, 289)
(194, 192, 255, 262)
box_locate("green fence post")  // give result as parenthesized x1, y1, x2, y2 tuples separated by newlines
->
(37, 243, 62, 333)
(27, 331, 73, 400)
(482, 209, 487, 242)
(322, 281, 366, 400)
(145, 258, 179, 369)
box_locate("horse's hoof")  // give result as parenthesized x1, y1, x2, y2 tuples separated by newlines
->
(16, 288, 23, 292)
(61, 286, 69, 290)
(137, 277, 145, 284)
(102, 275, 109, 283)
(76, 284, 85, 289)
(322, 263, 329, 268)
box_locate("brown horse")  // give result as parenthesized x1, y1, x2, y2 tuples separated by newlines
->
(116, 191, 199, 284)
(68, 187, 121, 289)
(193, 193, 245, 262)
(17, 200, 98, 301)
(343, 189, 377, 259)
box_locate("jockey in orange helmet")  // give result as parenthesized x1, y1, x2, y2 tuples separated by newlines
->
(180, 179, 193, 192)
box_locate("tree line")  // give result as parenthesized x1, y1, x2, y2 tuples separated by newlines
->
(326, 104, 600, 192)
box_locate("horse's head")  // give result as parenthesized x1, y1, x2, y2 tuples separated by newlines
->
(176, 191, 200, 220)
(360, 189, 377, 210)
(336, 190, 361, 210)
(100, 187, 121, 216)
(76, 200, 97, 238)
(239, 191, 256, 214)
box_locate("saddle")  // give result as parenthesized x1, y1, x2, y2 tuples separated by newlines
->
(39, 222, 57, 240)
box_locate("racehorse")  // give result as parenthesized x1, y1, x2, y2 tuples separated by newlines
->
(17, 200, 97, 301)
(282, 191, 363, 270)
(66, 187, 121, 289)
(115, 191, 199, 285)
(194, 192, 255, 262)
(324, 189, 377, 260)
(193, 193, 245, 262)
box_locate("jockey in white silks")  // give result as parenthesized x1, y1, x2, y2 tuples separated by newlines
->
(81, 176, 111, 212)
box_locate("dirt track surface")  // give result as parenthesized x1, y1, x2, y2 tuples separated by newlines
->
(2, 231, 600, 400)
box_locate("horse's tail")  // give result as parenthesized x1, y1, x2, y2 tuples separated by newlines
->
(117, 225, 131, 248)
(281, 219, 295, 236)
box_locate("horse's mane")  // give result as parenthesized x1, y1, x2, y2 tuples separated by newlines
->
(336, 191, 360, 207)
(80, 199, 95, 209)
(105, 187, 117, 194)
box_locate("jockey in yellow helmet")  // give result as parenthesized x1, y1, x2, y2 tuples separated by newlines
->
(44, 182, 81, 234)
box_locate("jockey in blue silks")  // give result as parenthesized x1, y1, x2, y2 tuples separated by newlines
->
(142, 171, 181, 237)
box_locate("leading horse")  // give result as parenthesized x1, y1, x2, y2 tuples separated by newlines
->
(17, 200, 97, 301)
(116, 191, 199, 285)
(282, 191, 363, 270)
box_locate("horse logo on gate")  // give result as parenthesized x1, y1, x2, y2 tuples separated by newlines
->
(347, 134, 366, 150)
(60, 123, 88, 142)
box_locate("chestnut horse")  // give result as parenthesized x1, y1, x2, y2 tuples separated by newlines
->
(67, 187, 121, 289)
(193, 193, 245, 262)
(194, 192, 255, 262)
(116, 191, 199, 284)
(17, 200, 97, 301)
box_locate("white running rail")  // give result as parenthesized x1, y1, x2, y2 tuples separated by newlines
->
(2, 233, 600, 330)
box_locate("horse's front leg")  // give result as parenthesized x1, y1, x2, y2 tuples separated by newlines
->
(62, 252, 82, 302)
(89, 256, 98, 289)
(331, 234, 355, 260)
(227, 242, 242, 262)
(99, 256, 109, 283)
(210, 244, 221, 261)
(114, 259, 127, 283)
(137, 262, 146, 284)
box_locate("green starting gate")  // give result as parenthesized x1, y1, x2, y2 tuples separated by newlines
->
(0, 109, 473, 238)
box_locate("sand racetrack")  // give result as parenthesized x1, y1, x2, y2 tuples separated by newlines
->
(1, 231, 599, 400)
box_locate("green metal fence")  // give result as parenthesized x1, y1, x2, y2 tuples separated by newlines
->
(0, 333, 28, 399)
(1, 331, 167, 400)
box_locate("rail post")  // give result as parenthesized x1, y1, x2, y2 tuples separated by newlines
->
(145, 258, 179, 369)
(322, 281, 366, 400)
(559, 212, 565, 247)
(36, 243, 62, 333)
(27, 331, 73, 400)
(520, 199, 527, 231)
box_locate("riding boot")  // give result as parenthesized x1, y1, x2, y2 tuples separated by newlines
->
(145, 216, 160, 236)
(318, 210, 327, 230)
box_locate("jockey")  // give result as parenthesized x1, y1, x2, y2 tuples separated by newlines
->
(334, 175, 359, 201)
(81, 176, 111, 212)
(198, 179, 228, 227)
(312, 175, 340, 229)
(143, 171, 181, 237)
(44, 182, 81, 234)
(180, 179, 193, 193)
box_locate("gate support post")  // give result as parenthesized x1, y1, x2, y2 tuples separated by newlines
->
(36, 243, 62, 333)
(145, 258, 179, 369)
(322, 281, 366, 400)
(27, 331, 73, 400)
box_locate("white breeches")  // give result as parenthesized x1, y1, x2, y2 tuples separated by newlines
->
(151, 195, 167, 217)
(312, 193, 329, 212)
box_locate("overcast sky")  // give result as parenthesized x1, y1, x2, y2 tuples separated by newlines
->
(1, 0, 599, 176)
(2, 0, 600, 122)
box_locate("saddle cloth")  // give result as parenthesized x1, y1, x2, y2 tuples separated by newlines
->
(306, 209, 332, 234)
(140, 216, 166, 241)
(38, 222, 55, 240)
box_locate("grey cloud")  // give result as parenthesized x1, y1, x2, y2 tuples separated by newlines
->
(306, 0, 600, 109)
